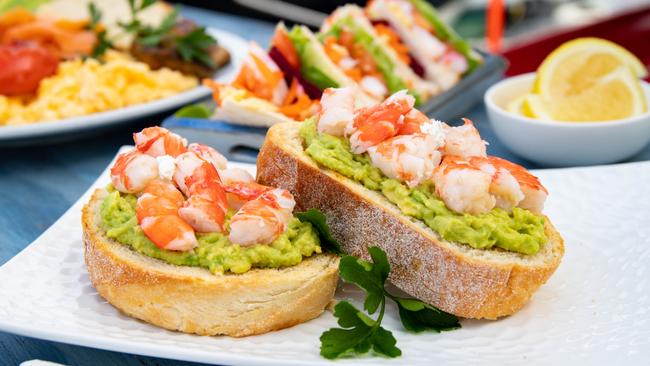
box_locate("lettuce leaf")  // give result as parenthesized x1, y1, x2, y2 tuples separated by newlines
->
(408, 0, 482, 73)
(287, 26, 340, 90)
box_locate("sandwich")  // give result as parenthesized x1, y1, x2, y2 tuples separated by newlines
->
(278, 23, 378, 107)
(82, 126, 339, 336)
(319, 5, 439, 102)
(366, 0, 483, 90)
(205, 41, 319, 127)
(257, 88, 564, 319)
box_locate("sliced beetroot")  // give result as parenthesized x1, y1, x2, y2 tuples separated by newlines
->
(269, 46, 322, 99)
(409, 55, 425, 77)
(371, 20, 390, 27)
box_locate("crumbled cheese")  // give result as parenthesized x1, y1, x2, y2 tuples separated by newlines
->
(421, 119, 446, 147)
(157, 155, 176, 180)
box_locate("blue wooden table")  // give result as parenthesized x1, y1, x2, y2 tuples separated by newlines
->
(1, 5, 650, 366)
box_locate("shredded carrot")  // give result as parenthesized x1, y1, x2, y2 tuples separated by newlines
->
(250, 54, 284, 91)
(374, 24, 410, 63)
(323, 36, 346, 64)
(278, 78, 318, 120)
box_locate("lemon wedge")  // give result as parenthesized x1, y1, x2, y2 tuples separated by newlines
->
(506, 95, 526, 115)
(524, 67, 647, 121)
(527, 37, 647, 121)
(534, 38, 647, 98)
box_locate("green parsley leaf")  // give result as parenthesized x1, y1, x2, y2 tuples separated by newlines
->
(174, 27, 217, 67)
(87, 3, 114, 58)
(338, 248, 388, 314)
(88, 3, 101, 26)
(295, 209, 342, 254)
(390, 296, 461, 332)
(319, 246, 461, 360)
(369, 326, 401, 357)
(320, 301, 399, 359)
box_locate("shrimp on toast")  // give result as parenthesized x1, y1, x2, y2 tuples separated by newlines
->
(347, 90, 415, 153)
(136, 179, 198, 251)
(134, 126, 188, 158)
(110, 150, 159, 194)
(433, 155, 496, 215)
(174, 152, 228, 233)
(367, 120, 445, 187)
(229, 189, 296, 247)
(442, 118, 487, 159)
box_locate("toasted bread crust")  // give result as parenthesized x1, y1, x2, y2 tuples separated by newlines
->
(82, 189, 339, 337)
(257, 122, 564, 319)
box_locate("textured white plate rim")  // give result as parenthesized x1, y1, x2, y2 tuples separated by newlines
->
(0, 28, 246, 141)
(1, 148, 649, 365)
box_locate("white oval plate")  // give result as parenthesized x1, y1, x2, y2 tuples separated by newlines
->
(0, 147, 648, 365)
(0, 28, 246, 144)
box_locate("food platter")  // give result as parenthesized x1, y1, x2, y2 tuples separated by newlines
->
(0, 147, 648, 365)
(0, 28, 246, 146)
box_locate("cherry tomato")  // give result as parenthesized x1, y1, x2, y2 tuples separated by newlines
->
(0, 42, 59, 96)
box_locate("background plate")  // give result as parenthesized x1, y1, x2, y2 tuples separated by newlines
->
(0, 148, 648, 365)
(0, 28, 246, 146)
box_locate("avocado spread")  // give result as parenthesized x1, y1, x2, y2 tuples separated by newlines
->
(300, 118, 546, 255)
(100, 190, 322, 274)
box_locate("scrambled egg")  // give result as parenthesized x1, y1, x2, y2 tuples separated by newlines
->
(0, 51, 198, 125)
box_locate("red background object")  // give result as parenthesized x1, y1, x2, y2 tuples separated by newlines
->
(502, 5, 650, 81)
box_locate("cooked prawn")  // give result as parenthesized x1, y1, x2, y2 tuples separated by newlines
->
(141, 178, 184, 207)
(470, 157, 525, 212)
(442, 118, 487, 159)
(483, 157, 547, 214)
(188, 142, 227, 170)
(224, 181, 273, 210)
(218, 167, 254, 185)
(433, 155, 495, 215)
(174, 152, 228, 233)
(433, 155, 547, 215)
(347, 90, 415, 153)
(110, 149, 158, 194)
(134, 126, 187, 158)
(399, 108, 430, 135)
(229, 188, 296, 246)
(136, 187, 198, 251)
(232, 42, 288, 106)
(318, 87, 355, 137)
(367, 120, 445, 187)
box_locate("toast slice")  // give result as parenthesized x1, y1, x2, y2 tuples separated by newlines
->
(257, 122, 564, 319)
(82, 188, 339, 337)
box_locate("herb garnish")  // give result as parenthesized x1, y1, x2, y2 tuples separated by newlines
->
(320, 246, 460, 359)
(87, 3, 113, 58)
(119, 0, 217, 67)
(296, 209, 343, 254)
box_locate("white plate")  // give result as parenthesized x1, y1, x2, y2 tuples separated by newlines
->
(0, 149, 649, 365)
(0, 29, 246, 144)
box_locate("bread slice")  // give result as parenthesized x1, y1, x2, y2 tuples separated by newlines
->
(82, 188, 340, 337)
(257, 122, 564, 319)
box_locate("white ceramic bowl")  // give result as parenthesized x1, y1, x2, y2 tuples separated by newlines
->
(484, 73, 650, 166)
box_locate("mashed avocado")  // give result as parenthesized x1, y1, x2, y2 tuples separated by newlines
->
(100, 190, 322, 274)
(300, 118, 546, 255)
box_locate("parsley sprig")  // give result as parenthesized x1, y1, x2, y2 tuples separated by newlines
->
(320, 247, 461, 359)
(119, 0, 217, 67)
(295, 210, 460, 359)
(87, 3, 113, 58)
